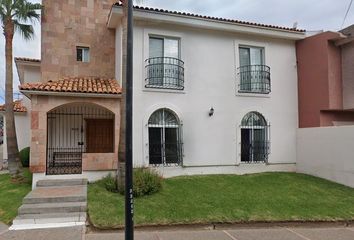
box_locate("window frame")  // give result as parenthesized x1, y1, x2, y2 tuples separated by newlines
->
(145, 35, 185, 91)
(149, 35, 181, 59)
(235, 41, 271, 97)
(239, 45, 265, 67)
(238, 111, 270, 164)
(147, 108, 183, 166)
(76, 46, 90, 63)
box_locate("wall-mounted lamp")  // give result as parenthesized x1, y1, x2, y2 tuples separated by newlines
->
(209, 107, 214, 117)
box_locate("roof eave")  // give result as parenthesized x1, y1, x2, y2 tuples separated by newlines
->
(109, 5, 305, 40)
(19, 90, 122, 99)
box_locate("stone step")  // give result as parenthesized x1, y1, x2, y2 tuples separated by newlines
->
(23, 185, 87, 204)
(36, 179, 88, 187)
(12, 212, 87, 225)
(18, 202, 87, 215)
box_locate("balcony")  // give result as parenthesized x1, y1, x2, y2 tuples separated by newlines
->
(145, 57, 184, 90)
(237, 65, 271, 94)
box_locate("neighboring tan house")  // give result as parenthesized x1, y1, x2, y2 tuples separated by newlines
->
(16, 0, 306, 187)
(296, 28, 354, 128)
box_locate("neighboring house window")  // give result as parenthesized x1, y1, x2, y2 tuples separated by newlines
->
(145, 36, 184, 90)
(240, 111, 270, 163)
(148, 108, 183, 166)
(77, 47, 90, 62)
(238, 46, 271, 94)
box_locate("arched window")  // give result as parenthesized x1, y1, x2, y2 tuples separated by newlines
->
(148, 108, 183, 166)
(240, 112, 270, 163)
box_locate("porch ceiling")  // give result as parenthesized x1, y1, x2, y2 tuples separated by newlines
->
(19, 76, 121, 98)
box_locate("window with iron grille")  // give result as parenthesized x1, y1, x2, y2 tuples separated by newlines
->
(148, 108, 183, 166)
(238, 46, 271, 94)
(240, 111, 270, 163)
(145, 36, 184, 90)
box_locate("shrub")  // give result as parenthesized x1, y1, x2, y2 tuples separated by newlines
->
(104, 168, 163, 197)
(19, 147, 30, 167)
(132, 168, 162, 197)
(103, 173, 118, 193)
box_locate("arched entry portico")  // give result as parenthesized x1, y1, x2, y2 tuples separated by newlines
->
(46, 103, 114, 175)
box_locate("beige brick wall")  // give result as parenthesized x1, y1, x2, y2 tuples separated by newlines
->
(30, 95, 120, 173)
(41, 0, 116, 82)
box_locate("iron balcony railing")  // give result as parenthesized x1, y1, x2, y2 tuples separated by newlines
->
(145, 57, 185, 90)
(237, 65, 271, 94)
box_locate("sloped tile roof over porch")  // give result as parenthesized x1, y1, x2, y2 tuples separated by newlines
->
(19, 76, 121, 97)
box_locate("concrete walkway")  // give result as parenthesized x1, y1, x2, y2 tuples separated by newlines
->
(0, 226, 353, 240)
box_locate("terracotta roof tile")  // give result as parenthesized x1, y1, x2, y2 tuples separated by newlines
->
(114, 2, 306, 33)
(14, 57, 41, 63)
(0, 100, 27, 113)
(19, 77, 121, 95)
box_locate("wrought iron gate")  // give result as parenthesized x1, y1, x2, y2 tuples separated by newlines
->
(47, 111, 84, 175)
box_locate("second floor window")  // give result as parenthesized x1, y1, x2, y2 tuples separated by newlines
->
(238, 46, 271, 94)
(77, 47, 90, 63)
(145, 36, 184, 90)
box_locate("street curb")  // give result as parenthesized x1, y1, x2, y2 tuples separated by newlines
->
(87, 220, 354, 233)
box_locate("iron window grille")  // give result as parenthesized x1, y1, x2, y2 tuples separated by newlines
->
(145, 57, 185, 90)
(46, 104, 114, 175)
(240, 111, 270, 163)
(148, 108, 183, 166)
(237, 65, 271, 94)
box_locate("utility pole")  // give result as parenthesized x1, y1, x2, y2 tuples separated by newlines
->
(125, 0, 134, 239)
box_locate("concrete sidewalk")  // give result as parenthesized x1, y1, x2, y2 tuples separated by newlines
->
(0, 226, 84, 240)
(1, 226, 354, 240)
(86, 227, 354, 240)
(0, 222, 8, 236)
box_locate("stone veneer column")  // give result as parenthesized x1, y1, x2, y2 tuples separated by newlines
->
(41, 0, 117, 82)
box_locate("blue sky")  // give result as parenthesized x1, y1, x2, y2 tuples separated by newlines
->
(0, 0, 353, 103)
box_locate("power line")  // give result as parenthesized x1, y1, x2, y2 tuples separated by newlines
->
(341, 0, 354, 29)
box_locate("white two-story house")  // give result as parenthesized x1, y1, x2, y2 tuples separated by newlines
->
(108, 3, 305, 177)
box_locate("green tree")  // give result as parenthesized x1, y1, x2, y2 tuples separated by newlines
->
(0, 0, 42, 177)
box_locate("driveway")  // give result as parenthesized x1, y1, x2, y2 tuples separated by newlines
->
(1, 225, 353, 240)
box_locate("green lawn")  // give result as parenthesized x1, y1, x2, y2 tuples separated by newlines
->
(0, 169, 32, 225)
(88, 172, 354, 229)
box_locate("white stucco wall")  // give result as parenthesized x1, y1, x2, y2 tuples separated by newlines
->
(23, 66, 41, 83)
(297, 126, 354, 188)
(2, 110, 31, 161)
(116, 22, 299, 175)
